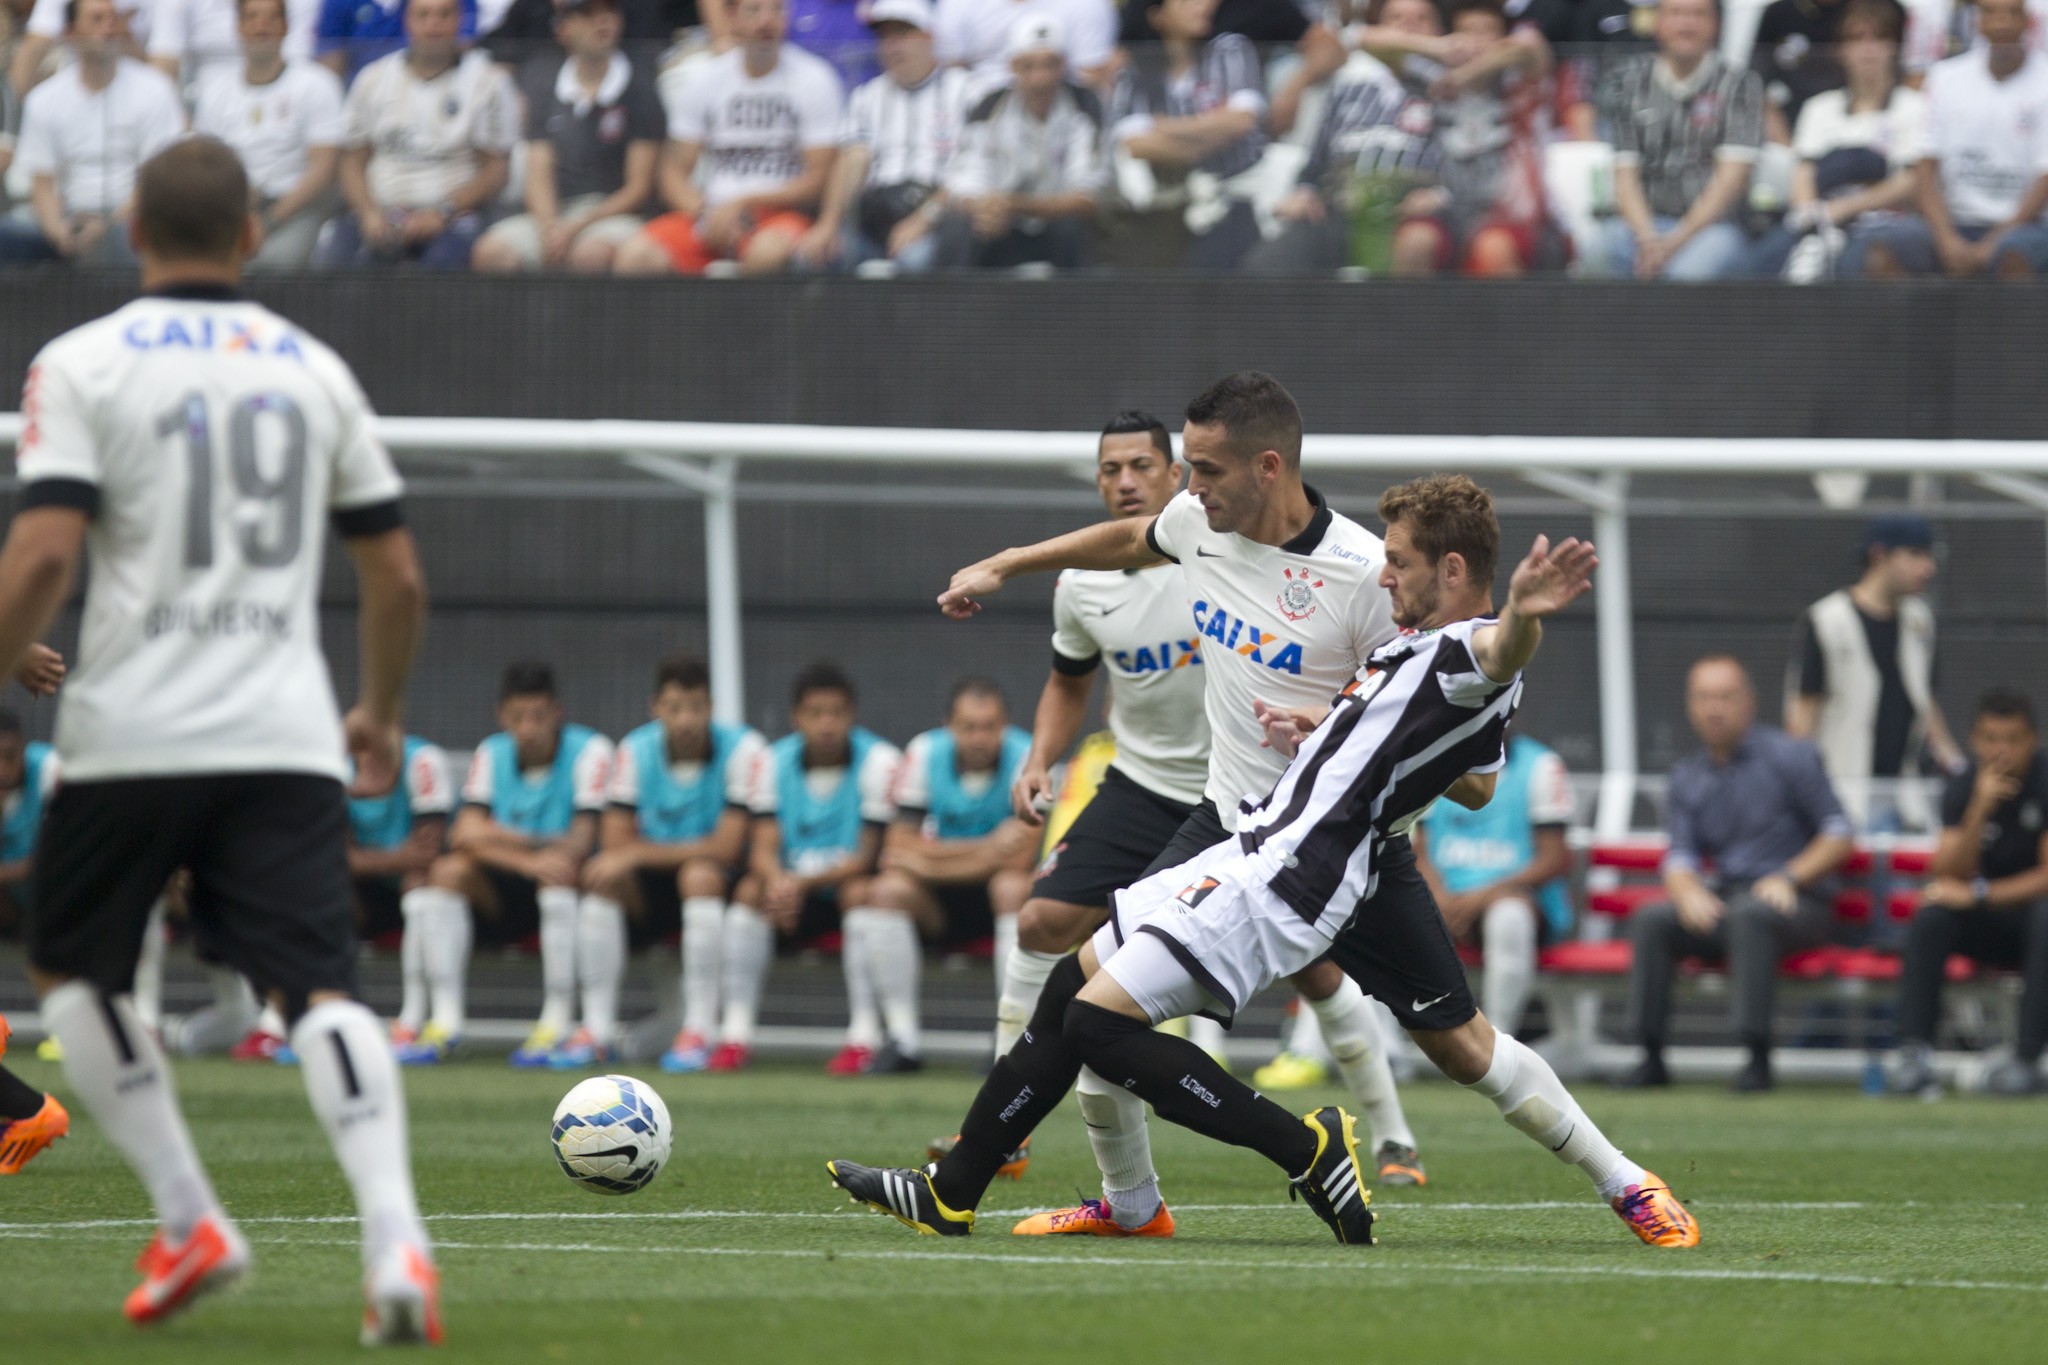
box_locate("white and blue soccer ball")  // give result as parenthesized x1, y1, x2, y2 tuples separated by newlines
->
(551, 1074, 673, 1195)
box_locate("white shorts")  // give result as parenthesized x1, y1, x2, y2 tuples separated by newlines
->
(1091, 839, 1335, 1026)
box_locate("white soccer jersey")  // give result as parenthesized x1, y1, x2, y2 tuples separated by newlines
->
(606, 728, 766, 809)
(1050, 562, 1209, 806)
(192, 60, 346, 201)
(342, 48, 520, 210)
(1144, 487, 1398, 827)
(404, 742, 456, 815)
(14, 290, 406, 783)
(663, 44, 843, 209)
(1922, 47, 2048, 226)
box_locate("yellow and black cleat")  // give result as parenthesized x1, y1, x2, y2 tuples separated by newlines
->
(827, 1160, 975, 1236)
(1288, 1106, 1376, 1245)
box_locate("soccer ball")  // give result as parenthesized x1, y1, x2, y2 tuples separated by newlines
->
(551, 1074, 673, 1195)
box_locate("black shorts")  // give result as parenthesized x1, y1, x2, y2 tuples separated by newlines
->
(479, 866, 543, 945)
(28, 773, 357, 1014)
(792, 889, 843, 943)
(1140, 799, 1232, 880)
(933, 883, 994, 944)
(1324, 836, 1478, 1033)
(354, 875, 405, 940)
(629, 867, 684, 950)
(1032, 766, 1198, 909)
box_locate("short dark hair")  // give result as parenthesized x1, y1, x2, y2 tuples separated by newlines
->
(1184, 372, 1303, 468)
(1377, 474, 1499, 586)
(654, 654, 711, 695)
(948, 677, 1006, 716)
(1977, 687, 2036, 728)
(1689, 651, 1752, 683)
(1100, 409, 1173, 461)
(234, 0, 288, 20)
(134, 138, 250, 263)
(791, 660, 855, 708)
(500, 661, 557, 701)
(1446, 0, 1506, 24)
(0, 710, 21, 738)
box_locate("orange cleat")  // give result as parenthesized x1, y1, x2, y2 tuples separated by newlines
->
(1374, 1140, 1428, 1187)
(926, 1133, 1031, 1180)
(0, 1010, 11, 1060)
(0, 1094, 70, 1175)
(1611, 1171, 1700, 1248)
(1012, 1198, 1176, 1237)
(123, 1215, 250, 1326)
(825, 1044, 874, 1076)
(361, 1242, 443, 1347)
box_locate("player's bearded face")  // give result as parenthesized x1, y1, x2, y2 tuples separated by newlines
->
(1380, 523, 1441, 628)
(949, 696, 1007, 771)
(654, 685, 713, 759)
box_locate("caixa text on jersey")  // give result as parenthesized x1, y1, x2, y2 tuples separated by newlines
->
(143, 600, 293, 642)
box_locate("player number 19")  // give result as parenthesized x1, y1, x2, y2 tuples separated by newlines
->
(156, 390, 308, 570)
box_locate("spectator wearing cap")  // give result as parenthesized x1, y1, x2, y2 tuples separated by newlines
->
(934, 0, 1116, 98)
(1858, 0, 2048, 278)
(1624, 654, 1857, 1093)
(933, 12, 1106, 267)
(318, 0, 518, 268)
(473, 0, 664, 272)
(1786, 513, 1963, 832)
(1595, 0, 1764, 280)
(795, 0, 970, 272)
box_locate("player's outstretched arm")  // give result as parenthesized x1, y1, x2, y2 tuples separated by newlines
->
(0, 509, 85, 689)
(938, 517, 1164, 619)
(1472, 534, 1597, 684)
(343, 526, 427, 797)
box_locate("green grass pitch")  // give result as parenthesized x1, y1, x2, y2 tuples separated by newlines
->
(3, 1053, 2044, 1364)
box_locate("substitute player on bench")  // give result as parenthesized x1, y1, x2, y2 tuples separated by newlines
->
(354, 733, 455, 1048)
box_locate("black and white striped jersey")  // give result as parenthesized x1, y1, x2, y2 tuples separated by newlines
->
(1236, 617, 1522, 935)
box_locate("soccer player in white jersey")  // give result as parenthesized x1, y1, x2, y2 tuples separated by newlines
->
(833, 475, 1700, 1251)
(950, 376, 1434, 1193)
(0, 137, 443, 1336)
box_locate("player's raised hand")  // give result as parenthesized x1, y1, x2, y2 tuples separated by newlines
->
(1506, 535, 1598, 619)
(13, 643, 65, 697)
(1254, 697, 1324, 758)
(345, 705, 403, 798)
(938, 556, 1008, 619)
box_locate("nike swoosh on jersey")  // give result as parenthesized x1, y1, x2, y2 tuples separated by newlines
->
(1093, 602, 1128, 617)
(1411, 991, 1453, 1013)
(1195, 548, 1223, 558)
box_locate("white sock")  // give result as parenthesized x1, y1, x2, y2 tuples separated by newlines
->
(395, 893, 429, 1034)
(992, 914, 1017, 1014)
(1312, 980, 1416, 1152)
(718, 903, 774, 1046)
(409, 887, 470, 1036)
(537, 886, 579, 1034)
(995, 946, 1060, 1057)
(175, 964, 259, 1054)
(1463, 1030, 1644, 1200)
(43, 981, 221, 1239)
(864, 910, 922, 1058)
(1481, 898, 1538, 1038)
(133, 899, 168, 1030)
(839, 908, 883, 1049)
(292, 999, 429, 1264)
(1077, 1066, 1161, 1229)
(1285, 996, 1330, 1062)
(1188, 1014, 1228, 1061)
(576, 894, 627, 1045)
(681, 895, 725, 1040)
(256, 1000, 287, 1041)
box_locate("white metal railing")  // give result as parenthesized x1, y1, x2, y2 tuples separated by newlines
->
(8, 413, 2048, 835)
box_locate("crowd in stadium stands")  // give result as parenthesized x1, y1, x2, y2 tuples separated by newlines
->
(4, 0, 2048, 276)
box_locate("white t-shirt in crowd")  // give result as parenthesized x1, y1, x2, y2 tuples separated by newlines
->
(148, 0, 322, 81)
(663, 44, 843, 208)
(14, 294, 405, 782)
(26, 0, 153, 44)
(931, 0, 1117, 97)
(1922, 47, 2048, 226)
(14, 58, 186, 214)
(840, 65, 973, 189)
(1144, 487, 1399, 826)
(1792, 86, 1927, 171)
(1903, 0, 2048, 75)
(193, 59, 345, 200)
(342, 48, 519, 209)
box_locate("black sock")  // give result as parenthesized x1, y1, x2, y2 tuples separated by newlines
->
(0, 1063, 45, 1121)
(1746, 1039, 1772, 1068)
(929, 954, 1088, 1211)
(1064, 999, 1316, 1177)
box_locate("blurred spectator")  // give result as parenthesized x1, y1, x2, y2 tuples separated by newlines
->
(0, 711, 55, 941)
(933, 14, 1104, 267)
(1744, 0, 1925, 279)
(317, 0, 477, 76)
(319, 0, 517, 267)
(2, 0, 32, 183)
(938, 0, 1116, 97)
(1750, 0, 1850, 145)
(1111, 0, 1268, 271)
(1903, 0, 2048, 79)
(789, 0, 879, 87)
(614, 0, 842, 275)
(0, 0, 185, 266)
(1370, 0, 1562, 275)
(1248, 0, 1440, 274)
(1623, 655, 1855, 1093)
(8, 0, 149, 99)
(1860, 0, 2048, 277)
(1786, 513, 1961, 830)
(484, 0, 700, 68)
(1140, 0, 1345, 134)
(1416, 733, 1575, 1039)
(796, 0, 971, 271)
(151, 0, 320, 83)
(473, 0, 662, 272)
(1597, 0, 1764, 279)
(1890, 688, 2048, 1097)
(191, 0, 345, 271)
(1566, 0, 1659, 135)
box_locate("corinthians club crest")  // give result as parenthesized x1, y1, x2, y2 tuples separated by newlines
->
(1277, 566, 1323, 622)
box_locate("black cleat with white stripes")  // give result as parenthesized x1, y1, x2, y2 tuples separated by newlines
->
(1288, 1106, 1377, 1246)
(827, 1159, 976, 1236)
